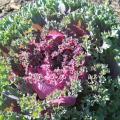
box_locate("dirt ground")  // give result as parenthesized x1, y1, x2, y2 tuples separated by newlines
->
(0, 0, 33, 18)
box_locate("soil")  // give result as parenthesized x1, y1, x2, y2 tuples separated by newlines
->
(0, 0, 33, 18)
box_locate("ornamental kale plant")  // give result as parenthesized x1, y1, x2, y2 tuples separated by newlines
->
(0, 0, 120, 120)
(12, 30, 88, 105)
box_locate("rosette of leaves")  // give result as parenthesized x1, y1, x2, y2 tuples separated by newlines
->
(9, 29, 89, 117)
(0, 0, 120, 119)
